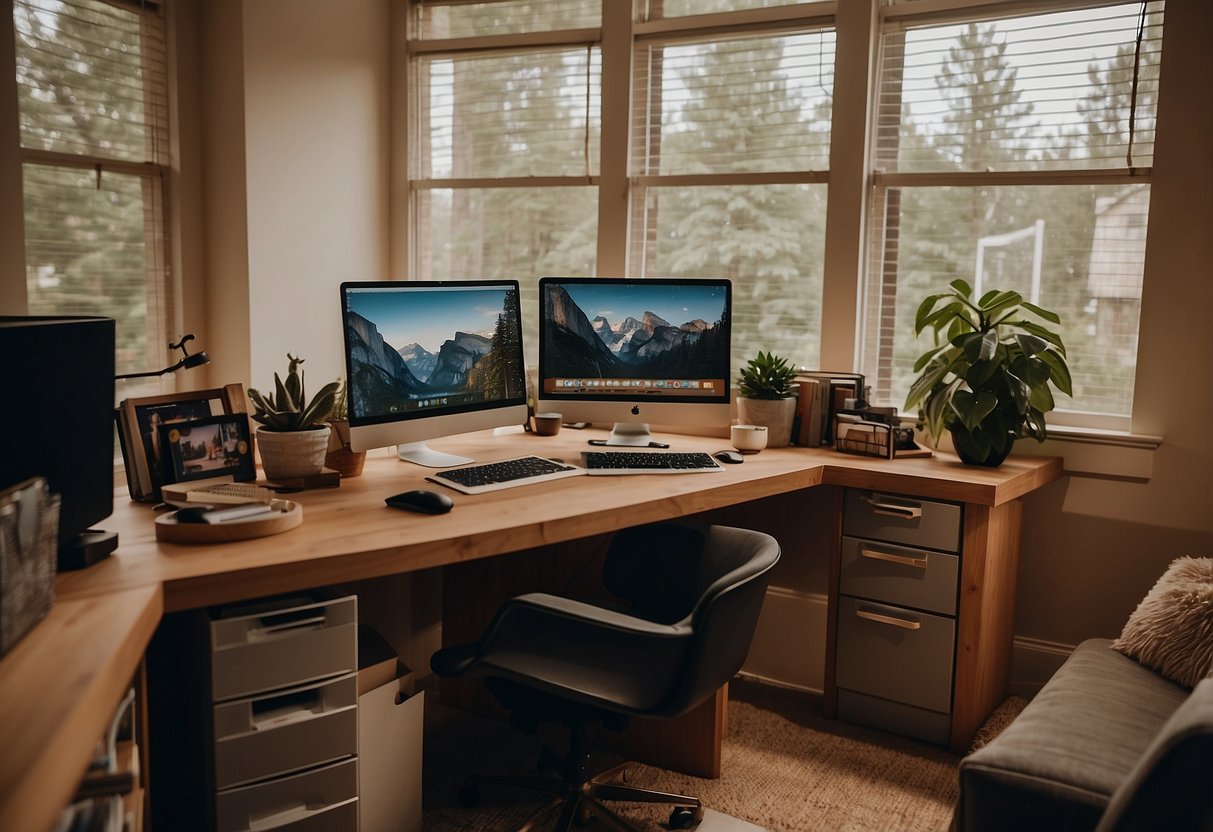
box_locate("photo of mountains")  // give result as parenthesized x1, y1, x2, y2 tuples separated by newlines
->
(344, 285, 524, 419)
(542, 281, 730, 383)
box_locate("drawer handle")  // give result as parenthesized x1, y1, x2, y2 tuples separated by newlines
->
(863, 495, 923, 520)
(253, 611, 326, 638)
(860, 547, 927, 569)
(856, 607, 922, 630)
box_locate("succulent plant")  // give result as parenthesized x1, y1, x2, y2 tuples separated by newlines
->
(738, 350, 798, 400)
(248, 353, 340, 431)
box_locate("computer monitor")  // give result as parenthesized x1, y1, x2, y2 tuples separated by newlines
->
(340, 280, 528, 467)
(537, 277, 732, 446)
(0, 316, 118, 569)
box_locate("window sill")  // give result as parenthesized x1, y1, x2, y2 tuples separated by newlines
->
(1010, 425, 1162, 481)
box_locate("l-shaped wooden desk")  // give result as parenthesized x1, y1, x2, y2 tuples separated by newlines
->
(0, 427, 1062, 832)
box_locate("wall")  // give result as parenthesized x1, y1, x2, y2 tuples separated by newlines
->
(191, 0, 391, 392)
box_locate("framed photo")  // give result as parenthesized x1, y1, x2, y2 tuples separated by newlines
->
(159, 414, 255, 485)
(119, 383, 248, 500)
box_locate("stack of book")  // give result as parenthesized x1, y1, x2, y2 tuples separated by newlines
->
(793, 371, 865, 447)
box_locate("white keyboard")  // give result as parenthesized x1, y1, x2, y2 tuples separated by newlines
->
(426, 455, 586, 495)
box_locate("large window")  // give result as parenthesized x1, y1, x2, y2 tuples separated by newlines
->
(406, 1, 1165, 428)
(860, 2, 1163, 429)
(13, 0, 171, 391)
(407, 1, 833, 373)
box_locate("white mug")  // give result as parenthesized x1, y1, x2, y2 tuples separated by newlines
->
(730, 424, 768, 453)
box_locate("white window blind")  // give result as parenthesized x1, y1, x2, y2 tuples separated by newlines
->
(862, 1, 1163, 426)
(629, 23, 835, 372)
(14, 0, 171, 391)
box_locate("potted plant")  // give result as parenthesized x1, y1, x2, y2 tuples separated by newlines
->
(247, 354, 340, 480)
(324, 378, 366, 478)
(904, 279, 1073, 467)
(736, 350, 799, 447)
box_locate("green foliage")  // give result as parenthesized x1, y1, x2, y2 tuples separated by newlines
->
(248, 354, 340, 432)
(904, 280, 1072, 463)
(738, 351, 797, 400)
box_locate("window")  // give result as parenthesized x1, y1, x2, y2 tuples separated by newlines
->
(407, 1, 834, 373)
(860, 2, 1163, 429)
(13, 0, 171, 393)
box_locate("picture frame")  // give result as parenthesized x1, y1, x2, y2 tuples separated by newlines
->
(159, 413, 255, 486)
(118, 383, 248, 501)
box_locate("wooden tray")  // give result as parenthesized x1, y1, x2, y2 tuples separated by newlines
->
(155, 500, 302, 544)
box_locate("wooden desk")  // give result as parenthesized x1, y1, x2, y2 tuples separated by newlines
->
(0, 427, 1062, 832)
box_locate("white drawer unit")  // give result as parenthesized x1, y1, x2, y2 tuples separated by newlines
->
(209, 592, 359, 832)
(835, 489, 963, 744)
(215, 757, 358, 832)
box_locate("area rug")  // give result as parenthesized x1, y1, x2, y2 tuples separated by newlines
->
(422, 680, 965, 832)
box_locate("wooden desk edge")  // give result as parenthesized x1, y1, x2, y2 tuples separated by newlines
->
(0, 583, 163, 832)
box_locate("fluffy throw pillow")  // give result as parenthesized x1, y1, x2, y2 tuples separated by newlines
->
(1112, 556, 1213, 689)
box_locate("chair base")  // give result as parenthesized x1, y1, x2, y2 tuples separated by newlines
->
(460, 761, 705, 832)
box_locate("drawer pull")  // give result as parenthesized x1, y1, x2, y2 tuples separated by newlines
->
(860, 547, 928, 569)
(863, 495, 923, 520)
(856, 607, 922, 630)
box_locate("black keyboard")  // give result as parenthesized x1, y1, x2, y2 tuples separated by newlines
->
(426, 455, 585, 494)
(581, 451, 723, 475)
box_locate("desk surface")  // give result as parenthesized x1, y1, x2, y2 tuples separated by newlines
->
(1, 427, 1062, 832)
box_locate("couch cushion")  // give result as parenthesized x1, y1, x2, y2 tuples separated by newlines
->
(1094, 677, 1213, 832)
(954, 638, 1189, 832)
(1111, 556, 1213, 689)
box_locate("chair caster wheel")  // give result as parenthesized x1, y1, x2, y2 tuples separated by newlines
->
(669, 806, 702, 829)
(457, 782, 481, 808)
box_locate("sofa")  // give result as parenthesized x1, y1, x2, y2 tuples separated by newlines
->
(953, 638, 1213, 832)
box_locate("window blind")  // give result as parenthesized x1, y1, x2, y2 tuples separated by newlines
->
(875, 2, 1164, 174)
(415, 0, 600, 40)
(14, 0, 171, 387)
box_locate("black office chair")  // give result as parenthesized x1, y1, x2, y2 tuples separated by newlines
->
(430, 522, 780, 832)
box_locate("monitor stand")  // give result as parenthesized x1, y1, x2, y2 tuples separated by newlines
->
(601, 423, 655, 447)
(396, 442, 473, 468)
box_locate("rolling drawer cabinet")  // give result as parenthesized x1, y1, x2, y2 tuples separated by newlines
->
(208, 593, 359, 832)
(835, 490, 963, 744)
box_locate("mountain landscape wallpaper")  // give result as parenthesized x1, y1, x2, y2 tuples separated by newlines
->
(344, 286, 524, 419)
(542, 281, 730, 387)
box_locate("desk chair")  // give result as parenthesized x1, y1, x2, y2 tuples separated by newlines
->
(430, 522, 780, 832)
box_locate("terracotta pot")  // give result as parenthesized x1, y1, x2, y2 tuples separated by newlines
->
(256, 426, 330, 480)
(736, 396, 798, 448)
(325, 445, 366, 478)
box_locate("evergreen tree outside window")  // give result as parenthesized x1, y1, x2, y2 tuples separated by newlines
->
(13, 0, 171, 392)
(862, 2, 1163, 428)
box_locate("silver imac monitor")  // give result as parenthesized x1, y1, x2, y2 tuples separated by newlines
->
(340, 280, 528, 467)
(537, 277, 732, 446)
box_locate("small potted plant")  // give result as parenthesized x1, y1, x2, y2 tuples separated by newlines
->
(324, 378, 366, 478)
(736, 350, 799, 447)
(248, 354, 340, 480)
(904, 279, 1073, 467)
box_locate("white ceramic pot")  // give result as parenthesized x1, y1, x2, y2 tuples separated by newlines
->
(256, 426, 330, 480)
(736, 396, 798, 448)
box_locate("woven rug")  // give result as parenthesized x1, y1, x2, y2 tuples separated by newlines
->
(423, 680, 975, 832)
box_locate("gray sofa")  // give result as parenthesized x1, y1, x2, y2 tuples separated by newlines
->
(953, 638, 1213, 832)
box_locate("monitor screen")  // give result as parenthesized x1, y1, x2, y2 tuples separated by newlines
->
(0, 316, 117, 567)
(537, 277, 732, 445)
(340, 280, 528, 465)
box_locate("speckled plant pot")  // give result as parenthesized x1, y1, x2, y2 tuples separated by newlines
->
(256, 426, 330, 480)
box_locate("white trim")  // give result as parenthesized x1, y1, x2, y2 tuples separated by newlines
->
(634, 171, 830, 187)
(635, 3, 835, 39)
(410, 176, 600, 190)
(1009, 636, 1074, 699)
(874, 168, 1153, 187)
(407, 28, 601, 55)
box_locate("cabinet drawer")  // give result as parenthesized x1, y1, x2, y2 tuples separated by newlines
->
(839, 536, 959, 615)
(837, 689, 951, 745)
(214, 673, 358, 790)
(843, 490, 962, 553)
(835, 596, 955, 714)
(211, 593, 357, 701)
(215, 757, 358, 832)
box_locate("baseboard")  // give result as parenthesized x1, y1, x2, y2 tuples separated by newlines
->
(1010, 636, 1075, 698)
(741, 586, 828, 693)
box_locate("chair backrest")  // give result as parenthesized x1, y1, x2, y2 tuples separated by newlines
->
(603, 522, 780, 718)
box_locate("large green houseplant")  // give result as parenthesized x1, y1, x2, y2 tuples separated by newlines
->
(248, 354, 340, 480)
(904, 280, 1072, 466)
(736, 350, 799, 447)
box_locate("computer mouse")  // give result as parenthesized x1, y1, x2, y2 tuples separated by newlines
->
(714, 450, 745, 465)
(385, 489, 454, 514)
